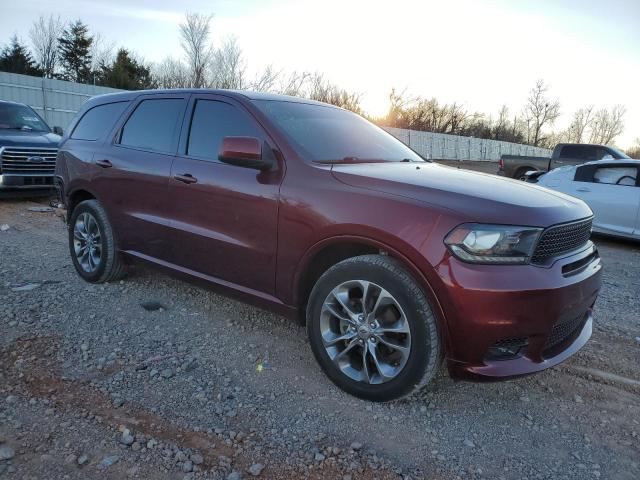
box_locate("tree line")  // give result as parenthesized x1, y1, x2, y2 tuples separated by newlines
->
(0, 13, 633, 152)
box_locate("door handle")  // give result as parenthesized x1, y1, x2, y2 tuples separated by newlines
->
(576, 187, 591, 192)
(95, 159, 113, 168)
(173, 173, 198, 184)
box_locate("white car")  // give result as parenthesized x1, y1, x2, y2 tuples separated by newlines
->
(532, 159, 640, 240)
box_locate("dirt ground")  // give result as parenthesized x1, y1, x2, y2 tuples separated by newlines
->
(1, 168, 639, 479)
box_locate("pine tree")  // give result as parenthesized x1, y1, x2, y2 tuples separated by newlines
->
(0, 35, 42, 75)
(57, 20, 93, 83)
(97, 49, 155, 90)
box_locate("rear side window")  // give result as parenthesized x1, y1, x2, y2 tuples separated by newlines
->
(187, 100, 261, 161)
(71, 102, 128, 141)
(119, 99, 184, 154)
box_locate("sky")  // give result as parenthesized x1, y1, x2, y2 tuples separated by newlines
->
(2, 0, 639, 148)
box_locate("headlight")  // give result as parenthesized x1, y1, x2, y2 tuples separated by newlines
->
(444, 224, 542, 264)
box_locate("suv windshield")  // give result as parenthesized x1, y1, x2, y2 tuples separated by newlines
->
(0, 103, 50, 132)
(252, 99, 424, 163)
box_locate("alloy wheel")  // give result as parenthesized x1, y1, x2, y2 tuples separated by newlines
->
(320, 280, 411, 384)
(73, 212, 103, 273)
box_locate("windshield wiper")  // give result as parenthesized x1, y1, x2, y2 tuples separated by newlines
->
(314, 157, 392, 165)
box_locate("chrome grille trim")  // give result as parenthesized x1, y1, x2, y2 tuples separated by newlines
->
(0, 146, 58, 174)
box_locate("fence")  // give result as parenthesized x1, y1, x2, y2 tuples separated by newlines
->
(0, 71, 123, 130)
(383, 127, 551, 162)
(0, 71, 551, 161)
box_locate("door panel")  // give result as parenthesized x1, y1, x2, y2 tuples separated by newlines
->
(567, 165, 640, 235)
(92, 94, 188, 260)
(167, 96, 282, 295)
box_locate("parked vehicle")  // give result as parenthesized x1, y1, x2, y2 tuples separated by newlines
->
(0, 100, 62, 194)
(528, 159, 640, 240)
(55, 90, 602, 401)
(498, 143, 631, 179)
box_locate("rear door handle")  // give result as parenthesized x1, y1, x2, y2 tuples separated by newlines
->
(576, 187, 591, 192)
(95, 159, 113, 168)
(173, 173, 198, 184)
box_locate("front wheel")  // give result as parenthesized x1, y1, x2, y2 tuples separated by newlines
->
(306, 255, 441, 402)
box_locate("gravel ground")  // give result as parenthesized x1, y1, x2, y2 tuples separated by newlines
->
(1, 177, 639, 479)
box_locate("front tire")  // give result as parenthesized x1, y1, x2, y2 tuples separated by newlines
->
(68, 199, 127, 283)
(306, 255, 441, 402)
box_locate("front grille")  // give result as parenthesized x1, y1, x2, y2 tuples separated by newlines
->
(0, 147, 58, 174)
(544, 314, 586, 351)
(531, 217, 592, 264)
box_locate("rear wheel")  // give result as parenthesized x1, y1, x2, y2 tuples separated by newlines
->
(68, 199, 127, 283)
(306, 255, 441, 402)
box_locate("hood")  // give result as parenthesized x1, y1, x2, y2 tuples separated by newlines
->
(0, 130, 61, 148)
(331, 162, 592, 227)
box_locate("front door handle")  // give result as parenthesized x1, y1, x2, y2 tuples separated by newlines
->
(173, 173, 198, 184)
(576, 187, 591, 192)
(95, 159, 113, 168)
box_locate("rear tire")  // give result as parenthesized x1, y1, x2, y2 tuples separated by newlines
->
(306, 254, 441, 402)
(68, 199, 127, 283)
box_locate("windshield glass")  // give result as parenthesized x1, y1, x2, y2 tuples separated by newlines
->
(0, 103, 50, 132)
(608, 146, 630, 159)
(252, 99, 424, 163)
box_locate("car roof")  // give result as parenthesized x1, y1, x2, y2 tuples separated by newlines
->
(581, 159, 640, 167)
(87, 89, 333, 108)
(0, 99, 29, 107)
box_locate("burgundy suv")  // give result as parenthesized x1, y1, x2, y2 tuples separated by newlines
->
(55, 90, 602, 401)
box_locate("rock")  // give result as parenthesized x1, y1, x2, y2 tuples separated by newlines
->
(175, 450, 187, 462)
(227, 472, 243, 480)
(248, 463, 264, 476)
(190, 453, 204, 465)
(0, 444, 15, 460)
(0, 224, 9, 232)
(99, 455, 120, 469)
(574, 394, 584, 403)
(315, 452, 325, 461)
(182, 460, 193, 472)
(120, 429, 135, 446)
(160, 368, 174, 379)
(65, 453, 77, 464)
(350, 442, 363, 451)
(463, 439, 476, 448)
(131, 441, 142, 451)
(146, 439, 157, 449)
(77, 454, 88, 465)
(5, 395, 17, 404)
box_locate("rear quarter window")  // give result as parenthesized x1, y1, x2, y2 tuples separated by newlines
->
(71, 102, 129, 141)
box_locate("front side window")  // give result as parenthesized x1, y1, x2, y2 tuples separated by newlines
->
(119, 98, 184, 154)
(593, 166, 638, 186)
(252, 100, 424, 163)
(72, 102, 129, 141)
(187, 100, 261, 161)
(0, 103, 50, 132)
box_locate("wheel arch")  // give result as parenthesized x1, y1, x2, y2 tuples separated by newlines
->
(292, 235, 449, 345)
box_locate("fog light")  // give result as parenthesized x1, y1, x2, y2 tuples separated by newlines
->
(486, 339, 528, 360)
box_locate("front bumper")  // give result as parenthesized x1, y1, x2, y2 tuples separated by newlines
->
(438, 243, 602, 381)
(0, 173, 55, 190)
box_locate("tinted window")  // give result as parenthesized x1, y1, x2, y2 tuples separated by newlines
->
(120, 99, 184, 153)
(252, 100, 424, 163)
(0, 103, 50, 132)
(560, 145, 589, 159)
(71, 102, 128, 140)
(187, 100, 261, 160)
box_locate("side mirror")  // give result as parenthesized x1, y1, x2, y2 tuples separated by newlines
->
(218, 136, 273, 171)
(52, 126, 63, 136)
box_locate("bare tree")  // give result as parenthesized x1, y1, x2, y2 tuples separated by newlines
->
(524, 80, 560, 146)
(306, 73, 362, 114)
(566, 106, 594, 143)
(626, 138, 640, 159)
(89, 32, 115, 76)
(180, 12, 213, 88)
(29, 15, 62, 78)
(209, 36, 245, 89)
(589, 105, 626, 145)
(250, 64, 280, 92)
(153, 56, 189, 89)
(277, 71, 310, 96)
